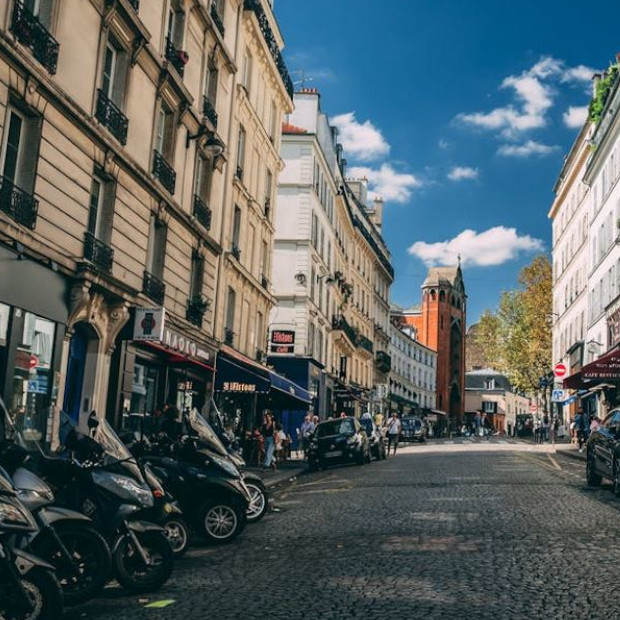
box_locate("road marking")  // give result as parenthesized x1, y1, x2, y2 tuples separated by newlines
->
(547, 455, 563, 471)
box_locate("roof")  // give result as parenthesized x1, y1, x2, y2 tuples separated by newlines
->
(422, 266, 460, 288)
(466, 367, 504, 376)
(282, 122, 307, 134)
(465, 369, 512, 392)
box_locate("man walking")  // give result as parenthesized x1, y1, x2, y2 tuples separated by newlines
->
(574, 407, 589, 453)
(299, 415, 315, 457)
(386, 412, 401, 456)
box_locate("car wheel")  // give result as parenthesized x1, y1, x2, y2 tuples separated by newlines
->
(586, 450, 602, 487)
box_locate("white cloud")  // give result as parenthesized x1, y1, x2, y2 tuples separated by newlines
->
(438, 138, 451, 150)
(408, 227, 544, 267)
(447, 166, 479, 181)
(497, 140, 559, 157)
(331, 112, 390, 161)
(563, 105, 589, 129)
(348, 164, 422, 204)
(456, 56, 596, 138)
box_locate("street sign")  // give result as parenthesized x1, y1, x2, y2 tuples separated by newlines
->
(553, 363, 567, 378)
(551, 389, 565, 403)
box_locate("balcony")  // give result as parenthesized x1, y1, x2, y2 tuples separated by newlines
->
(243, 0, 293, 100)
(143, 270, 165, 305)
(186, 296, 208, 328)
(357, 334, 374, 355)
(193, 194, 212, 231)
(152, 150, 176, 194)
(202, 96, 218, 129)
(95, 89, 128, 145)
(224, 327, 235, 346)
(375, 350, 392, 373)
(83, 232, 114, 273)
(231, 243, 241, 261)
(332, 314, 357, 348)
(260, 273, 269, 289)
(0, 177, 38, 229)
(165, 37, 188, 78)
(128, 0, 139, 10)
(210, 3, 225, 36)
(11, 0, 59, 74)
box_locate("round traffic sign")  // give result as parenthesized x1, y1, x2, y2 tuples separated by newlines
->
(553, 363, 567, 378)
(29, 355, 39, 369)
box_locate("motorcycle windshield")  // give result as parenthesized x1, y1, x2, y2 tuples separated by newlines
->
(1, 395, 42, 455)
(187, 409, 228, 457)
(93, 418, 133, 462)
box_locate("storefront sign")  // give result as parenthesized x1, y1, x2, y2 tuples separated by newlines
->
(222, 382, 257, 392)
(270, 330, 295, 354)
(134, 308, 165, 342)
(163, 328, 211, 361)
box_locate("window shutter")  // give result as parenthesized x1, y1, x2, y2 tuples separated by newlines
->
(98, 179, 116, 244)
(38, 0, 54, 29)
(207, 67, 218, 104)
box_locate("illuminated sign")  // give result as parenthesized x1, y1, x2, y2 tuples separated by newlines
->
(270, 330, 295, 354)
(222, 382, 257, 392)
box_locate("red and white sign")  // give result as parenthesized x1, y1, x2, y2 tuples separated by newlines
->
(530, 402, 538, 414)
(29, 355, 39, 369)
(553, 363, 567, 378)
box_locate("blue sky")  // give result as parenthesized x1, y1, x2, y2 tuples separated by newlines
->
(275, 0, 620, 324)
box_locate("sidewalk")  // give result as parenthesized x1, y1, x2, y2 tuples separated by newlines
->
(246, 456, 307, 489)
(556, 443, 586, 462)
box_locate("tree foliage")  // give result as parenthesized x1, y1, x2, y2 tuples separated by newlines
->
(473, 255, 552, 393)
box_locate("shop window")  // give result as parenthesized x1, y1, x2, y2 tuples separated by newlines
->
(0, 303, 9, 347)
(11, 312, 56, 441)
(130, 362, 159, 417)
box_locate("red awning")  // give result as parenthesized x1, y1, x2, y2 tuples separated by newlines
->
(143, 341, 215, 372)
(563, 347, 620, 389)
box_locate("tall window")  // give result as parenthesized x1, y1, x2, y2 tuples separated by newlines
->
(204, 61, 218, 105)
(155, 104, 175, 160)
(146, 216, 167, 280)
(261, 240, 268, 278)
(242, 49, 253, 93)
(225, 287, 236, 332)
(232, 205, 241, 250)
(236, 126, 246, 179)
(23, 0, 54, 28)
(1, 105, 41, 194)
(167, 4, 185, 47)
(87, 175, 114, 244)
(269, 100, 278, 141)
(194, 155, 213, 204)
(247, 223, 256, 273)
(256, 311, 264, 353)
(101, 38, 127, 107)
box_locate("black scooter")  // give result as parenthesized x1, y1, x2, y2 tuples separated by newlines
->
(0, 464, 63, 620)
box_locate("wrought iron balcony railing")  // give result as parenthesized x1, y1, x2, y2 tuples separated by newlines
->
(11, 0, 59, 74)
(152, 150, 176, 194)
(202, 96, 218, 128)
(261, 273, 269, 289)
(331, 314, 357, 347)
(375, 350, 392, 373)
(357, 334, 374, 354)
(143, 270, 165, 305)
(231, 243, 241, 261)
(165, 37, 188, 78)
(193, 194, 212, 231)
(83, 232, 114, 273)
(95, 89, 128, 145)
(224, 327, 235, 346)
(243, 0, 293, 100)
(210, 3, 225, 36)
(0, 176, 38, 229)
(186, 296, 208, 328)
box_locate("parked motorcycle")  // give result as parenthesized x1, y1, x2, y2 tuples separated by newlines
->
(0, 464, 63, 620)
(37, 413, 174, 594)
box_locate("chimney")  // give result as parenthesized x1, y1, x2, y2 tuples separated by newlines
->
(372, 197, 384, 232)
(592, 72, 602, 97)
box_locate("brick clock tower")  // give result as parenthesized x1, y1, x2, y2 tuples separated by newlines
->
(402, 265, 466, 425)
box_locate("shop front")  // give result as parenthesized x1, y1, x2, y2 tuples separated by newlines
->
(0, 243, 68, 443)
(106, 307, 217, 430)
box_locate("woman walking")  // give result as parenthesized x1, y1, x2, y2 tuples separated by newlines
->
(261, 412, 277, 471)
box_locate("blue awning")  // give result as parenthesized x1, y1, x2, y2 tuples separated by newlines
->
(269, 371, 312, 404)
(214, 355, 270, 394)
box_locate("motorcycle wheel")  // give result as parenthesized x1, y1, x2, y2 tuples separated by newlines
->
(0, 567, 63, 620)
(33, 524, 111, 606)
(199, 499, 246, 544)
(162, 517, 190, 558)
(245, 481, 268, 523)
(113, 530, 174, 594)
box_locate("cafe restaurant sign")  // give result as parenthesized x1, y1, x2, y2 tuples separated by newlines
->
(270, 330, 295, 354)
(133, 307, 211, 362)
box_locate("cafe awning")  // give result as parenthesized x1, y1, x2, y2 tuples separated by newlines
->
(214, 355, 270, 394)
(564, 347, 620, 390)
(269, 371, 311, 404)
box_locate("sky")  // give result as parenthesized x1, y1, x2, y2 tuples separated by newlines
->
(274, 0, 620, 325)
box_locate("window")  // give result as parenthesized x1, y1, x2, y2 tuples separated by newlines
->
(236, 126, 246, 178)
(484, 378, 496, 390)
(87, 174, 114, 245)
(167, 4, 185, 47)
(256, 311, 264, 352)
(155, 104, 175, 160)
(189, 251, 204, 300)
(146, 216, 167, 280)
(261, 240, 269, 279)
(1, 105, 41, 195)
(194, 155, 213, 204)
(483, 401, 496, 414)
(311, 212, 318, 247)
(101, 39, 128, 107)
(265, 168, 273, 211)
(232, 205, 241, 251)
(242, 48, 253, 93)
(204, 59, 218, 108)
(225, 287, 236, 332)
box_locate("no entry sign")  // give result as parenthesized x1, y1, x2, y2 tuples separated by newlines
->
(553, 363, 567, 378)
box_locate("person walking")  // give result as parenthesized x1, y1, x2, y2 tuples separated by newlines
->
(386, 412, 401, 456)
(542, 414, 550, 443)
(574, 407, 589, 453)
(299, 415, 315, 457)
(261, 412, 277, 471)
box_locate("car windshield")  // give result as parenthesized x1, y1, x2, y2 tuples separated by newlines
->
(186, 409, 228, 456)
(317, 419, 355, 437)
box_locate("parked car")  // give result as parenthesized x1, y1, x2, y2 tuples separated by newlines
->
(308, 418, 371, 471)
(359, 416, 387, 460)
(399, 417, 427, 443)
(586, 409, 620, 492)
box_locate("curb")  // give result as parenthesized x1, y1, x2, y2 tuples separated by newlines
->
(557, 450, 586, 462)
(263, 468, 307, 491)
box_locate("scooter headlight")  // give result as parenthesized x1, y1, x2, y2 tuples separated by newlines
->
(93, 471, 154, 507)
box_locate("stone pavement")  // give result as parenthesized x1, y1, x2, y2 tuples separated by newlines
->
(246, 456, 307, 489)
(69, 438, 620, 620)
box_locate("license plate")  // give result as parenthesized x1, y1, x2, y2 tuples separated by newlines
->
(325, 450, 342, 457)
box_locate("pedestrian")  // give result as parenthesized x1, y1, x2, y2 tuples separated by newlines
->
(374, 410, 384, 428)
(274, 422, 286, 463)
(261, 412, 277, 471)
(533, 417, 541, 444)
(550, 415, 559, 445)
(299, 415, 315, 457)
(574, 407, 589, 453)
(386, 412, 401, 456)
(542, 414, 550, 443)
(339, 411, 347, 419)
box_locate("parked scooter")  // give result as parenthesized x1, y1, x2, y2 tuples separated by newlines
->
(0, 464, 63, 620)
(36, 413, 174, 594)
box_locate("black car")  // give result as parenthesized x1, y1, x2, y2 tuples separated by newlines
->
(586, 409, 620, 492)
(308, 417, 371, 471)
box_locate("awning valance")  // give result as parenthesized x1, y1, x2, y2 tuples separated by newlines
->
(214, 355, 270, 394)
(564, 347, 620, 389)
(269, 371, 311, 404)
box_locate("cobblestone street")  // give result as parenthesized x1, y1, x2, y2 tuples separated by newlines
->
(67, 440, 619, 619)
